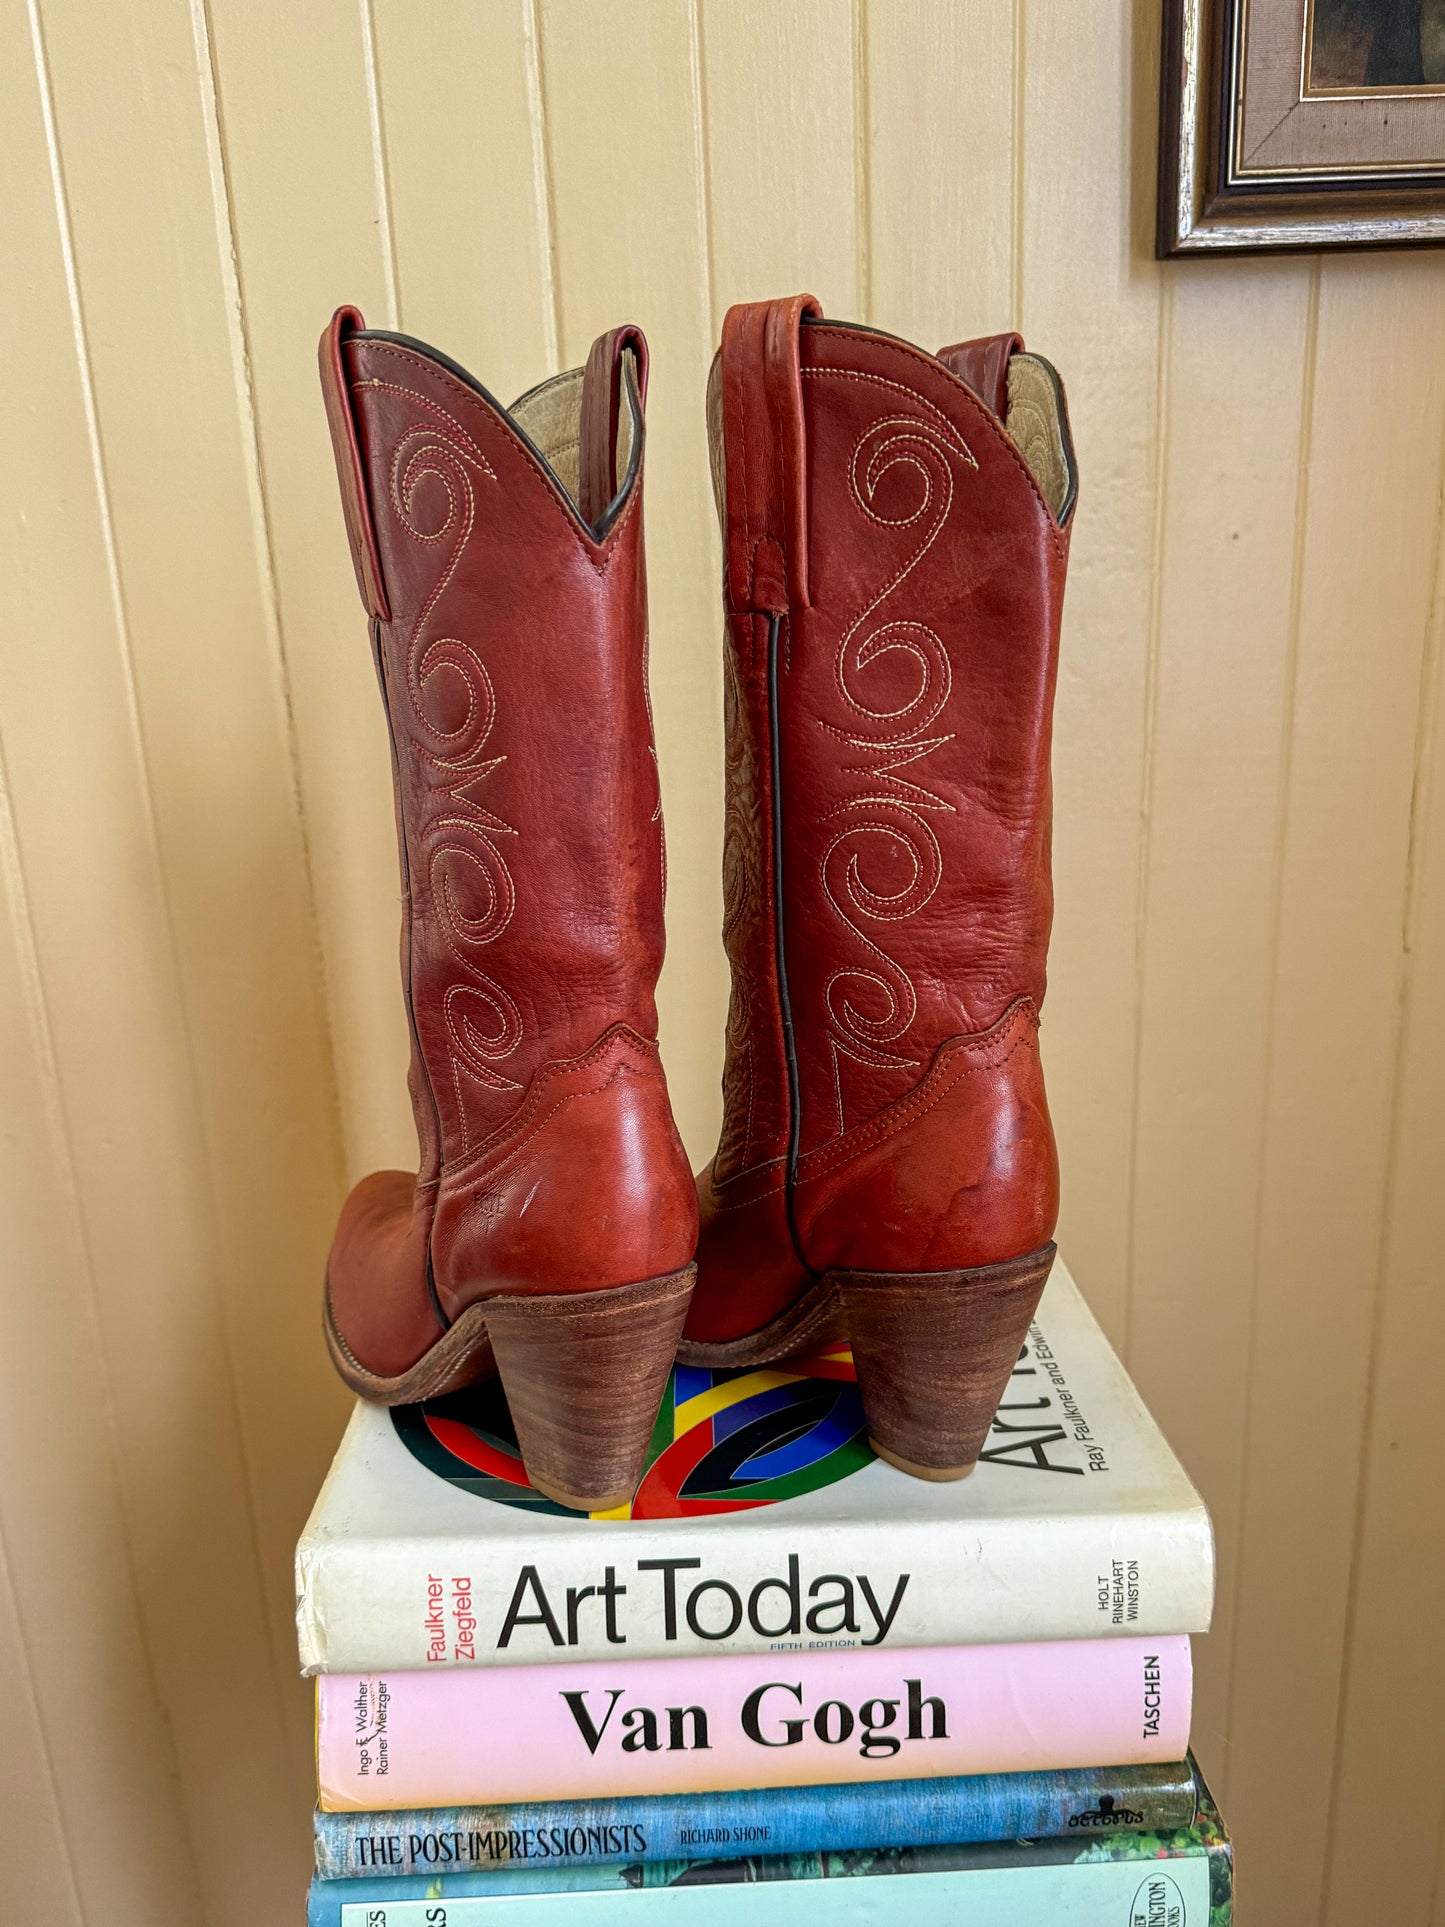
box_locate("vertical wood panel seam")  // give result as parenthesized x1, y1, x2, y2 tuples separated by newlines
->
(0, 715, 201, 1915)
(26, 0, 298, 1838)
(189, 0, 349, 1208)
(1318, 360, 1445, 1919)
(1122, 275, 1174, 1362)
(525, 0, 563, 369)
(188, 0, 350, 1791)
(0, 732, 144, 1927)
(0, 1505, 85, 1925)
(1010, 0, 1025, 329)
(688, 0, 719, 340)
(1218, 256, 1322, 1809)
(851, 0, 872, 324)
(19, 32, 220, 1871)
(357, 0, 401, 328)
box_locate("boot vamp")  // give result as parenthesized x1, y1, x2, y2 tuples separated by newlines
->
(327, 1168, 441, 1378)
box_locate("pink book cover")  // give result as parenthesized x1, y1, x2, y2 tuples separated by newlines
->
(317, 1634, 1191, 1811)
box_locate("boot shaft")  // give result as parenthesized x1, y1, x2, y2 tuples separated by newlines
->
(320, 311, 668, 1170)
(711, 301, 1076, 1177)
(317, 312, 698, 1509)
(687, 298, 1077, 1474)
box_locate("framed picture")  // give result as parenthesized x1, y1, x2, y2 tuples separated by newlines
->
(1159, 0, 1445, 252)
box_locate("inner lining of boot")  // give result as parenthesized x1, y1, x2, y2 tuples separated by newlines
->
(352, 327, 641, 542)
(706, 329, 1075, 530)
(1006, 353, 1077, 523)
(509, 368, 586, 503)
(511, 356, 643, 538)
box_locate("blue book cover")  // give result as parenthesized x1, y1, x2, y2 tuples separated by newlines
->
(305, 1788, 1230, 1926)
(314, 1759, 1197, 1879)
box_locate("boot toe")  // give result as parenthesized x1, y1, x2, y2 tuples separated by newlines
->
(326, 1170, 444, 1382)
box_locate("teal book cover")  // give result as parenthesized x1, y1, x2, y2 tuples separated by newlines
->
(305, 1781, 1231, 1927)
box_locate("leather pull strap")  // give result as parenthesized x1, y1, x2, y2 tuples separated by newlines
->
(578, 324, 649, 532)
(719, 293, 823, 614)
(936, 331, 1025, 422)
(318, 305, 390, 621)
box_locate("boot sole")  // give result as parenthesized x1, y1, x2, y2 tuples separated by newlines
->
(677, 1243, 1055, 1479)
(324, 1264, 696, 1511)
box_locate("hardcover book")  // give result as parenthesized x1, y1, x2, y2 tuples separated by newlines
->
(316, 1635, 1191, 1809)
(314, 1758, 1200, 1877)
(305, 1782, 1232, 1926)
(297, 1260, 1213, 1673)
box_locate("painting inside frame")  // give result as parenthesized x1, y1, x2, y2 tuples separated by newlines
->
(1159, 0, 1445, 251)
(1307, 0, 1445, 90)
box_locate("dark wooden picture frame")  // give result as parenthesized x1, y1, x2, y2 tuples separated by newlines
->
(1159, 0, 1445, 253)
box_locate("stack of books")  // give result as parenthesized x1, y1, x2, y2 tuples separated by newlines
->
(297, 1258, 1234, 1923)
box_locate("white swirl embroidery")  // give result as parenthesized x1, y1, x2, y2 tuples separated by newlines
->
(364, 385, 523, 1133)
(804, 381, 976, 1135)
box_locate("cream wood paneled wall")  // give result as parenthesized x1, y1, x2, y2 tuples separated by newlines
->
(2, 2, 1442, 1921)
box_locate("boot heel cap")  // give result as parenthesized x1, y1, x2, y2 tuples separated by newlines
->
(836, 1243, 1056, 1480)
(869, 1440, 978, 1482)
(485, 1265, 696, 1512)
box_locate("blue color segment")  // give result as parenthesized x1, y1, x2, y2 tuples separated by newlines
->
(314, 1760, 1198, 1883)
(741, 1385, 866, 1477)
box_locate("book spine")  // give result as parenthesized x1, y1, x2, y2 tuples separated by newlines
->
(316, 1636, 1191, 1810)
(304, 1838, 1219, 1925)
(296, 1507, 1215, 1673)
(314, 1760, 1199, 1877)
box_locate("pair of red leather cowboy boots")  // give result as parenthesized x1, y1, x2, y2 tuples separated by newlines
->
(319, 295, 1077, 1512)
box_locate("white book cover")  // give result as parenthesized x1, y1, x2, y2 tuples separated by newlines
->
(296, 1259, 1213, 1673)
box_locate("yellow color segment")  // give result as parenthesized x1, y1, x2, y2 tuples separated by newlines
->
(673, 1368, 805, 1434)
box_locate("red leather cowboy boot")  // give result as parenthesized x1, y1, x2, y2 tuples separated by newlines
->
(681, 297, 1078, 1480)
(318, 309, 697, 1511)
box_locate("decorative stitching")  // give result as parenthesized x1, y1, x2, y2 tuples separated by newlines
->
(814, 402, 970, 1132)
(451, 1039, 667, 1201)
(685, 1273, 841, 1359)
(357, 375, 524, 1131)
(707, 1158, 790, 1212)
(830, 618, 951, 723)
(459, 1059, 637, 1214)
(801, 374, 976, 472)
(716, 643, 762, 1183)
(710, 1181, 788, 1212)
(359, 344, 643, 574)
(451, 1060, 474, 1153)
(355, 379, 498, 475)
(410, 648, 478, 739)
(736, 365, 756, 606)
(806, 327, 1067, 559)
(444, 1025, 662, 1183)
(804, 1026, 1036, 1187)
(799, 1002, 1038, 1187)
(353, 352, 663, 1165)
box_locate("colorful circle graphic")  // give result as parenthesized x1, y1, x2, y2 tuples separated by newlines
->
(391, 1348, 874, 1520)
